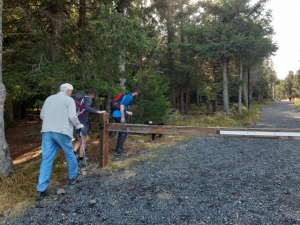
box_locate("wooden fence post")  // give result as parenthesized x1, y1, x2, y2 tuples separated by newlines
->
(99, 113, 109, 167)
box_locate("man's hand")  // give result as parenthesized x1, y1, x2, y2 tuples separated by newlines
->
(126, 111, 133, 116)
(121, 117, 126, 123)
(79, 124, 84, 130)
(97, 110, 106, 114)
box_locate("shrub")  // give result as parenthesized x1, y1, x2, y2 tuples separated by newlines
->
(130, 70, 170, 123)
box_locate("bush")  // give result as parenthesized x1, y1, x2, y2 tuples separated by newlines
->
(130, 70, 170, 123)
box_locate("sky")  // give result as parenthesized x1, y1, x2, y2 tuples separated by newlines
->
(263, 0, 300, 79)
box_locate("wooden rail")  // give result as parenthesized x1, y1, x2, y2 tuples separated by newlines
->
(91, 114, 300, 167)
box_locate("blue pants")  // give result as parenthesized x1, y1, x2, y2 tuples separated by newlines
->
(37, 132, 78, 192)
(113, 117, 128, 150)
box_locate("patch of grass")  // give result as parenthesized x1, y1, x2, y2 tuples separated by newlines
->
(102, 154, 150, 172)
(167, 100, 273, 127)
(103, 135, 187, 171)
(294, 98, 300, 111)
(0, 152, 69, 221)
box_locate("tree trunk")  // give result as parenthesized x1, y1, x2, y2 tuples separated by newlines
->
(243, 70, 248, 109)
(238, 55, 243, 115)
(196, 89, 200, 106)
(116, 4, 127, 101)
(0, 0, 15, 176)
(206, 99, 210, 111)
(180, 87, 184, 114)
(169, 85, 176, 109)
(166, 0, 175, 109)
(184, 84, 189, 114)
(272, 82, 275, 100)
(4, 94, 13, 127)
(78, 0, 86, 28)
(247, 68, 251, 110)
(105, 93, 112, 114)
(119, 50, 126, 85)
(49, 1, 64, 62)
(222, 57, 230, 115)
(78, 0, 87, 88)
(213, 95, 217, 112)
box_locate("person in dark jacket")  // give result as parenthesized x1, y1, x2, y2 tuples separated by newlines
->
(73, 88, 106, 166)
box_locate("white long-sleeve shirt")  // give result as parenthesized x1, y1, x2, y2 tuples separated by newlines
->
(40, 92, 83, 138)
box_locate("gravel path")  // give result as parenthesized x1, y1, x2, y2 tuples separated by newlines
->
(3, 101, 300, 225)
(248, 101, 300, 128)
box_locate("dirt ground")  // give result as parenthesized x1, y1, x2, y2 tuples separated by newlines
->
(6, 118, 179, 166)
(6, 119, 42, 165)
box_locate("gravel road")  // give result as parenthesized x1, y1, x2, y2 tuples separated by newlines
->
(2, 101, 300, 225)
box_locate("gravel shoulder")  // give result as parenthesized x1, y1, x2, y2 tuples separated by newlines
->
(3, 101, 300, 225)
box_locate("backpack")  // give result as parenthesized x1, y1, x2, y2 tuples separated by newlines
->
(72, 93, 87, 117)
(110, 93, 124, 112)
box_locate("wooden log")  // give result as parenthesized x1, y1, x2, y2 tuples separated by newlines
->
(91, 122, 300, 140)
(105, 123, 220, 137)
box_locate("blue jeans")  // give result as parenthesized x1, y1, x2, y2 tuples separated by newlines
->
(113, 117, 128, 151)
(37, 132, 78, 192)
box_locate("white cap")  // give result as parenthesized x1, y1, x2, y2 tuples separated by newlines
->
(60, 83, 73, 93)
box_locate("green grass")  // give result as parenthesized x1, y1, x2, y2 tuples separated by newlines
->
(0, 152, 69, 220)
(294, 98, 300, 111)
(167, 100, 273, 127)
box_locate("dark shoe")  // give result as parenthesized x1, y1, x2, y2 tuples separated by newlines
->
(113, 149, 122, 157)
(69, 174, 83, 185)
(36, 189, 49, 201)
(120, 148, 127, 154)
(78, 157, 88, 167)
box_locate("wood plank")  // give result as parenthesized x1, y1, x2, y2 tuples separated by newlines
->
(222, 135, 300, 140)
(105, 123, 220, 136)
(220, 129, 300, 140)
(220, 127, 300, 132)
(91, 122, 300, 139)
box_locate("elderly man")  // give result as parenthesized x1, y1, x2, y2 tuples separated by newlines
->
(36, 83, 84, 201)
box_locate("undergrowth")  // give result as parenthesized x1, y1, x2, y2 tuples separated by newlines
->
(294, 98, 300, 111)
(168, 100, 273, 127)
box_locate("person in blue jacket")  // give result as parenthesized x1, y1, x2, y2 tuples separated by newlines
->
(112, 87, 141, 156)
(73, 88, 106, 166)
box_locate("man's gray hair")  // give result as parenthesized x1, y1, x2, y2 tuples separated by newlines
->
(60, 83, 73, 93)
